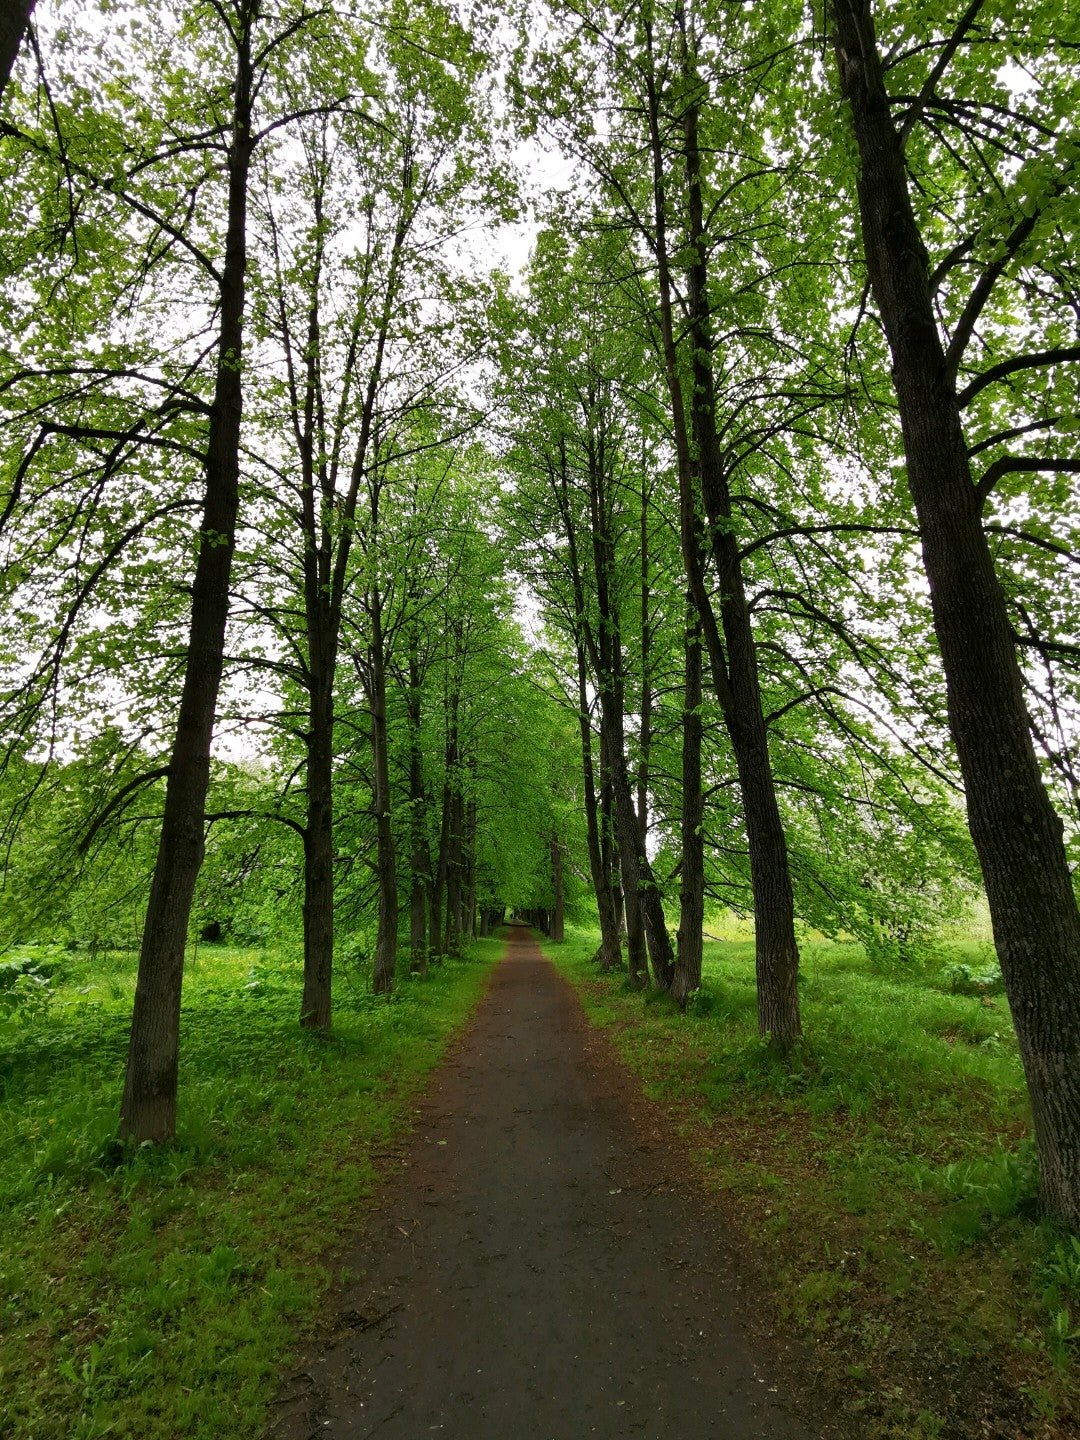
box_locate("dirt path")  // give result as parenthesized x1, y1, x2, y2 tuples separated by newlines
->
(268, 927, 833, 1439)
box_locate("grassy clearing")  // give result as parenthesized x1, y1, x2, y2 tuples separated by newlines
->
(0, 936, 501, 1439)
(546, 928, 1079, 1440)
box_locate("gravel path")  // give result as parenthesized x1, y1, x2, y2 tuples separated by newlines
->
(267, 925, 828, 1439)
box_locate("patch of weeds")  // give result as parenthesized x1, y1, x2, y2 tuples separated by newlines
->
(908, 1141, 1039, 1254)
(940, 961, 1006, 998)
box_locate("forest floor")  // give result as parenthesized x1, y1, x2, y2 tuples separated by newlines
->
(267, 923, 844, 1440)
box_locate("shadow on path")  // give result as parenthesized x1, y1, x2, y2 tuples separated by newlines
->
(267, 926, 830, 1439)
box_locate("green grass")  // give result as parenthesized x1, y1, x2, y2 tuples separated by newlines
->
(0, 936, 501, 1439)
(545, 927, 1079, 1437)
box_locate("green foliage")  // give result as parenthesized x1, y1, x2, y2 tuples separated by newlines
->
(0, 950, 59, 1023)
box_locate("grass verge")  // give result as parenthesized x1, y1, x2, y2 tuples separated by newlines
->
(544, 927, 1079, 1440)
(0, 936, 501, 1439)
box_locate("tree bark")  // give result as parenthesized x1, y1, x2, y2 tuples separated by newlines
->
(682, 84, 800, 1045)
(588, 414, 675, 991)
(672, 600, 704, 1008)
(576, 641, 622, 969)
(119, 7, 254, 1141)
(831, 0, 1080, 1228)
(463, 792, 478, 943)
(601, 695, 672, 990)
(369, 586, 397, 995)
(300, 674, 334, 1027)
(430, 775, 450, 962)
(407, 644, 429, 975)
(0, 0, 35, 101)
(641, 23, 800, 1039)
(445, 780, 463, 956)
(550, 835, 565, 942)
(637, 473, 652, 862)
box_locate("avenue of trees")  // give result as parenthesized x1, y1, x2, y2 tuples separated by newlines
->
(0, 0, 1077, 1228)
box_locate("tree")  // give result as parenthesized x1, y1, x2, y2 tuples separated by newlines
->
(828, 0, 1080, 1226)
(245, 1, 506, 1015)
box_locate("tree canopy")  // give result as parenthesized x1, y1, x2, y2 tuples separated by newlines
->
(1, 0, 1078, 1225)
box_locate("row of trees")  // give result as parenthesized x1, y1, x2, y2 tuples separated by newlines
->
(496, 0, 1079, 1229)
(0, 0, 575, 1140)
(0, 0, 1077, 1228)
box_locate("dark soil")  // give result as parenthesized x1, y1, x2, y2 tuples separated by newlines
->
(267, 926, 847, 1439)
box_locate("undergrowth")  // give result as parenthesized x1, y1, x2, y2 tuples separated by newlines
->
(0, 936, 500, 1439)
(546, 927, 1078, 1439)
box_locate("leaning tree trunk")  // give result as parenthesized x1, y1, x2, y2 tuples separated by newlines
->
(672, 600, 704, 1009)
(831, 0, 1080, 1228)
(369, 589, 397, 995)
(119, 14, 254, 1143)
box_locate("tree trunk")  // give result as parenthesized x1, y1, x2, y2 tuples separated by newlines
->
(300, 674, 334, 1028)
(683, 55, 799, 1044)
(407, 644, 429, 974)
(119, 12, 254, 1143)
(0, 0, 35, 100)
(445, 780, 463, 956)
(589, 427, 674, 991)
(601, 755, 625, 958)
(463, 794, 478, 943)
(602, 697, 672, 990)
(370, 588, 397, 995)
(637, 474, 652, 861)
(551, 835, 564, 942)
(831, 0, 1080, 1228)
(642, 31, 799, 1039)
(672, 600, 704, 1009)
(576, 641, 622, 969)
(429, 776, 450, 962)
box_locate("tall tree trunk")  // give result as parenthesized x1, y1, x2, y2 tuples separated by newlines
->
(673, 600, 704, 1008)
(639, 22, 798, 1037)
(600, 753, 625, 953)
(550, 835, 565, 942)
(831, 0, 1080, 1228)
(576, 641, 621, 969)
(463, 793, 477, 942)
(300, 670, 334, 1027)
(370, 587, 397, 995)
(407, 647, 429, 975)
(602, 712, 646, 985)
(637, 473, 652, 861)
(589, 423, 674, 991)
(681, 79, 800, 1045)
(429, 777, 450, 962)
(119, 11, 254, 1143)
(0, 0, 35, 100)
(601, 696, 672, 990)
(444, 787, 462, 956)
